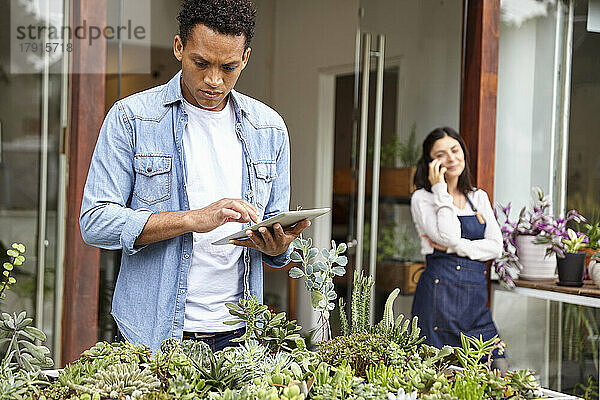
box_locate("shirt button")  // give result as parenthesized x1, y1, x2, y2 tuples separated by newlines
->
(180, 289, 185, 294)
(146, 167, 152, 173)
(456, 265, 461, 270)
(434, 326, 438, 331)
(184, 254, 190, 259)
(434, 279, 440, 284)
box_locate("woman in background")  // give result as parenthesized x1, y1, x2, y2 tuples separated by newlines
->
(410, 127, 507, 370)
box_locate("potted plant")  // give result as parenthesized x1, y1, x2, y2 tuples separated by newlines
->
(587, 251, 600, 287)
(494, 187, 584, 282)
(581, 222, 600, 267)
(363, 221, 424, 294)
(556, 229, 587, 286)
(333, 123, 421, 198)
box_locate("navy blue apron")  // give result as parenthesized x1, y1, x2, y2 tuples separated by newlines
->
(411, 195, 503, 358)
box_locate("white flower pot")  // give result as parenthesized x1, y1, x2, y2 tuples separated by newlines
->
(515, 235, 557, 280)
(589, 260, 600, 287)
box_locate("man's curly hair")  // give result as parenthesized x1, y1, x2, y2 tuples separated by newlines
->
(177, 0, 257, 50)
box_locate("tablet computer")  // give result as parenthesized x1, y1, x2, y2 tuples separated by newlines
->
(211, 207, 330, 245)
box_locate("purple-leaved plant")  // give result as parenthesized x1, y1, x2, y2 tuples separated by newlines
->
(492, 187, 585, 288)
(492, 203, 522, 288)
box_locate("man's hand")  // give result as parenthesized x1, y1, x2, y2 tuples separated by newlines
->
(230, 219, 311, 257)
(421, 234, 448, 252)
(187, 198, 259, 233)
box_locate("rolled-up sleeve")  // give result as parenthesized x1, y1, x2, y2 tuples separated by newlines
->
(79, 102, 152, 256)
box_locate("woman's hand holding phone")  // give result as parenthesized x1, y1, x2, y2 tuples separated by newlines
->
(428, 159, 447, 186)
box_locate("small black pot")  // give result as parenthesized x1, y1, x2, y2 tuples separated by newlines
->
(557, 252, 586, 286)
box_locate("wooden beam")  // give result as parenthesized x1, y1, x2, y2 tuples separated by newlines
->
(460, 0, 500, 202)
(461, 0, 500, 308)
(62, 0, 106, 365)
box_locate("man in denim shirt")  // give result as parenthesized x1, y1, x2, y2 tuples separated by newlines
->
(80, 0, 309, 352)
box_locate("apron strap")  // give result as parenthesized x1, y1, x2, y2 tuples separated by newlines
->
(465, 193, 486, 225)
(465, 194, 477, 212)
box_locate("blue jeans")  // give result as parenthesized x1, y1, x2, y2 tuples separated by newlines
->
(114, 328, 244, 353)
(182, 329, 244, 352)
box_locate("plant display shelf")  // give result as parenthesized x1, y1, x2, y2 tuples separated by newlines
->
(539, 388, 582, 399)
(493, 280, 600, 398)
(501, 279, 600, 308)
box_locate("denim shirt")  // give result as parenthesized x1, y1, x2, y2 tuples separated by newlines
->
(80, 71, 292, 351)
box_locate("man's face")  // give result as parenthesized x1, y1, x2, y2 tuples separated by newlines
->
(174, 24, 251, 111)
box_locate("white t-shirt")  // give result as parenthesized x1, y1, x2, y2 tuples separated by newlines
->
(410, 182, 503, 261)
(182, 97, 244, 332)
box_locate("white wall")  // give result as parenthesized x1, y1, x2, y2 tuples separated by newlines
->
(236, 0, 464, 335)
(494, 9, 559, 212)
(493, 5, 561, 384)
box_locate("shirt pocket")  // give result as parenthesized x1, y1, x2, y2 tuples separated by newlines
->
(133, 154, 172, 205)
(252, 161, 278, 209)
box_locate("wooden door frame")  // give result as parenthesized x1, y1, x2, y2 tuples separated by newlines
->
(460, 0, 501, 306)
(460, 0, 500, 201)
(62, 0, 106, 365)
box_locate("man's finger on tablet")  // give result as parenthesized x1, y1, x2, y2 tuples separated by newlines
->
(243, 203, 259, 223)
(220, 208, 242, 222)
(230, 202, 252, 222)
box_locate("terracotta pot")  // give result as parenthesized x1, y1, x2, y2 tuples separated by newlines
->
(515, 235, 557, 280)
(584, 247, 599, 266)
(556, 252, 585, 287)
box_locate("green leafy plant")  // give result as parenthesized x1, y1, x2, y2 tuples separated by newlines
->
(363, 222, 421, 262)
(573, 376, 599, 400)
(0, 311, 53, 372)
(288, 238, 347, 340)
(562, 228, 588, 253)
(453, 334, 504, 373)
(583, 223, 600, 250)
(505, 369, 543, 398)
(0, 243, 26, 301)
(349, 270, 373, 335)
(374, 123, 421, 168)
(0, 359, 48, 400)
(224, 297, 303, 353)
(563, 304, 599, 385)
(397, 123, 421, 168)
(452, 374, 486, 400)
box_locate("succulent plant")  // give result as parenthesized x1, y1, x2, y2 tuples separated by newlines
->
(0, 311, 53, 372)
(0, 243, 26, 301)
(0, 360, 48, 400)
(67, 362, 160, 398)
(387, 388, 418, 400)
(78, 341, 152, 366)
(225, 297, 303, 353)
(288, 238, 347, 341)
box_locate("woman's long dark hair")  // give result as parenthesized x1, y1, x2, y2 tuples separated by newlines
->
(413, 127, 474, 195)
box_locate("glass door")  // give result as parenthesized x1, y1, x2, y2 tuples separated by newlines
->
(331, 0, 464, 325)
(1, 0, 69, 362)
